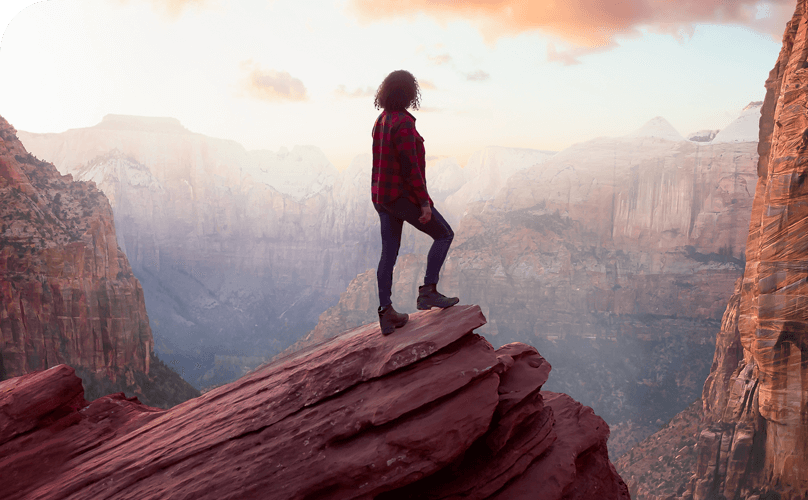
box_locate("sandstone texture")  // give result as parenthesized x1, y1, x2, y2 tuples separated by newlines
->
(0, 304, 629, 500)
(677, 2, 808, 498)
(292, 113, 760, 458)
(0, 114, 196, 408)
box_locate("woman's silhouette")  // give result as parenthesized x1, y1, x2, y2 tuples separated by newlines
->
(371, 70, 459, 335)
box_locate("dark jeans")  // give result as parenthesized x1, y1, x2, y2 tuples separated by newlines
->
(374, 198, 454, 308)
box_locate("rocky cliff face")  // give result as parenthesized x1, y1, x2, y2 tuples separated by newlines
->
(0, 114, 196, 408)
(0, 305, 629, 500)
(18, 119, 401, 389)
(294, 111, 760, 458)
(18, 119, 551, 390)
(441, 146, 555, 224)
(678, 2, 808, 498)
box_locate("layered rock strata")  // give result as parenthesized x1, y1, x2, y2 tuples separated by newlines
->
(0, 114, 196, 408)
(679, 2, 808, 498)
(0, 305, 629, 500)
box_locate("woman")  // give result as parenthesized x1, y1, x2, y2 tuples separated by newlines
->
(371, 69, 459, 335)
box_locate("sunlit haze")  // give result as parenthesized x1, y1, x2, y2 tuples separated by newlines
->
(0, 0, 791, 170)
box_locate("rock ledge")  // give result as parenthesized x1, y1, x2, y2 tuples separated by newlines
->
(1, 305, 628, 499)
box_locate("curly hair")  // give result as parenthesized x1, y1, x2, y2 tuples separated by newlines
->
(374, 70, 421, 111)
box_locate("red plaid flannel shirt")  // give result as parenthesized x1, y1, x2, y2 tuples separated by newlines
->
(371, 110, 432, 207)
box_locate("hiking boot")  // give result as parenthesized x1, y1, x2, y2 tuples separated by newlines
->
(417, 284, 459, 310)
(378, 305, 408, 335)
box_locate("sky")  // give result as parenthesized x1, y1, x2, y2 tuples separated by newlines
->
(0, 0, 794, 171)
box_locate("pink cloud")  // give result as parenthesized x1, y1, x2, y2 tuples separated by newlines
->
(239, 62, 308, 102)
(546, 41, 618, 66)
(348, 0, 795, 48)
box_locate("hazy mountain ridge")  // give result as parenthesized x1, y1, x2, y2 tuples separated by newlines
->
(18, 105, 758, 437)
(288, 104, 761, 459)
(19, 116, 549, 388)
(443, 146, 556, 223)
(490, 111, 759, 255)
(19, 117, 363, 388)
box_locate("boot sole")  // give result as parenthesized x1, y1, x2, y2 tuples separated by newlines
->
(417, 298, 460, 310)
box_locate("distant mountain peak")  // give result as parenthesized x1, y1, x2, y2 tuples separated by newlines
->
(711, 104, 761, 144)
(95, 114, 188, 133)
(624, 116, 684, 141)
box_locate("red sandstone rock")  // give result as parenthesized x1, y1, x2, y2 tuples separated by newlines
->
(0, 365, 162, 498)
(0, 113, 149, 378)
(0, 114, 196, 407)
(497, 392, 628, 500)
(678, 2, 808, 498)
(0, 305, 628, 499)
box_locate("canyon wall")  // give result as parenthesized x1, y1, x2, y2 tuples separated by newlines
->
(19, 108, 760, 455)
(678, 1, 808, 498)
(19, 117, 379, 388)
(293, 112, 760, 457)
(18, 118, 548, 389)
(0, 114, 196, 408)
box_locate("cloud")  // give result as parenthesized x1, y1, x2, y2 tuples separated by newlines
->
(420, 79, 437, 90)
(546, 42, 616, 66)
(348, 0, 795, 48)
(239, 62, 308, 102)
(465, 70, 489, 81)
(746, 2, 799, 40)
(428, 53, 453, 65)
(334, 85, 375, 98)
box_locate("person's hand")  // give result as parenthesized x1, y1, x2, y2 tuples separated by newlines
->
(419, 204, 432, 224)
